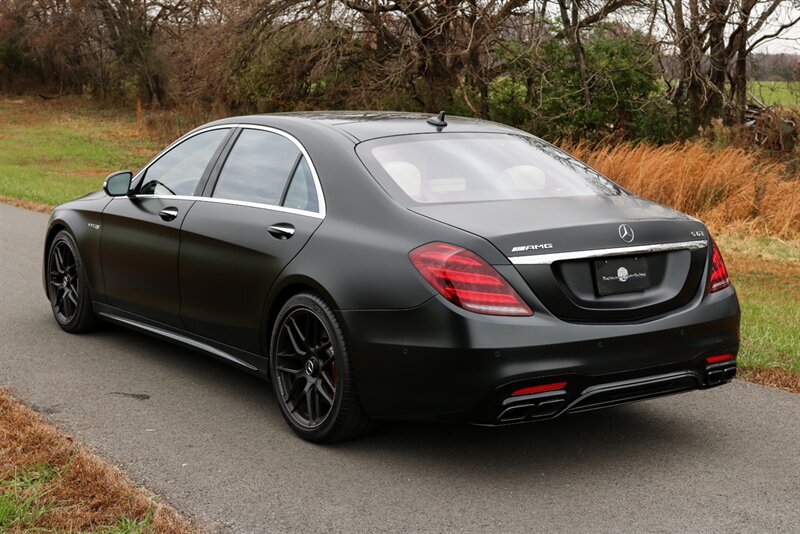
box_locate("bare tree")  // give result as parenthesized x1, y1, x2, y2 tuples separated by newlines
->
(660, 0, 800, 131)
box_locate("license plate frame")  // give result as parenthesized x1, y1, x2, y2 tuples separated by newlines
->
(594, 256, 651, 296)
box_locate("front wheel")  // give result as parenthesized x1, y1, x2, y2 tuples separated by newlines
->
(46, 230, 101, 333)
(270, 293, 371, 443)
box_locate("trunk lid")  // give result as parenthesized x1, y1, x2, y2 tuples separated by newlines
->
(411, 196, 710, 322)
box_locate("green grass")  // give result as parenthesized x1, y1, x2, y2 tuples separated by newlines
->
(96, 510, 155, 534)
(0, 464, 61, 531)
(748, 80, 800, 108)
(0, 463, 155, 533)
(716, 235, 800, 373)
(0, 97, 160, 206)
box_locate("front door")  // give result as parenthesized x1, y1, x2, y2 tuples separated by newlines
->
(101, 127, 231, 327)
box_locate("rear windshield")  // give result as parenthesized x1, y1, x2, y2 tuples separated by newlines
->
(358, 133, 623, 204)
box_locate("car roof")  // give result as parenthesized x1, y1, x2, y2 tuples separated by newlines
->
(206, 111, 524, 142)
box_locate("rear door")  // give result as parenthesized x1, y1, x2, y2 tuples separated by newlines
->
(101, 127, 232, 327)
(179, 126, 324, 354)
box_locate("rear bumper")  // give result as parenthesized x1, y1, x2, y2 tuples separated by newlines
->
(339, 286, 740, 423)
(471, 360, 736, 425)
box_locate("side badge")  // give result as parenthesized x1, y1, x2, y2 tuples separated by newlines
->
(88, 223, 101, 230)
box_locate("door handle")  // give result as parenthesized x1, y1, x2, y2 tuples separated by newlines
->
(159, 207, 179, 221)
(268, 223, 295, 240)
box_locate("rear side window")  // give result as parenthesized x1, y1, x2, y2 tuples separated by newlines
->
(282, 157, 319, 213)
(359, 133, 622, 204)
(214, 129, 300, 206)
(139, 129, 229, 196)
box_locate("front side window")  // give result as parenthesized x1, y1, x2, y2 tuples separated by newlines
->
(213, 129, 301, 206)
(139, 129, 229, 196)
(359, 133, 623, 204)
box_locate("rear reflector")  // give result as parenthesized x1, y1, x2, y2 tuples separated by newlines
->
(706, 354, 735, 364)
(709, 241, 731, 293)
(512, 381, 567, 396)
(409, 242, 532, 316)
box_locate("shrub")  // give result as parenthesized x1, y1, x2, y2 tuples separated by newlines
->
(495, 26, 672, 143)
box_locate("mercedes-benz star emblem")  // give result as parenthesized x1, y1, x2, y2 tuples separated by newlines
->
(618, 224, 635, 243)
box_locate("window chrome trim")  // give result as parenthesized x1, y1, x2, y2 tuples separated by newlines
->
(130, 195, 324, 220)
(508, 240, 708, 265)
(132, 123, 327, 218)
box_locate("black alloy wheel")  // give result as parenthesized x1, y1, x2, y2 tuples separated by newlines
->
(48, 240, 79, 323)
(274, 308, 337, 427)
(46, 231, 101, 333)
(270, 293, 371, 442)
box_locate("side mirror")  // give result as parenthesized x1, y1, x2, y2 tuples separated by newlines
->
(103, 171, 133, 197)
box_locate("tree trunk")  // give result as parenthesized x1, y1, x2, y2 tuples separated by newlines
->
(558, 0, 591, 106)
(729, 0, 753, 126)
(707, 0, 729, 122)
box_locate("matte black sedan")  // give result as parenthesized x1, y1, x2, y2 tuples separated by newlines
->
(43, 112, 740, 442)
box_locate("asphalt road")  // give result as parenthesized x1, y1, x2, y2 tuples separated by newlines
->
(1, 202, 799, 533)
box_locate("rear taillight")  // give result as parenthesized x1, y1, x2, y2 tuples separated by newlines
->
(709, 241, 731, 293)
(409, 242, 532, 316)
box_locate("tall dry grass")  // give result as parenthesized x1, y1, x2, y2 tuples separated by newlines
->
(563, 141, 800, 240)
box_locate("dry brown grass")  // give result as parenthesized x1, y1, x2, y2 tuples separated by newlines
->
(0, 387, 197, 533)
(563, 141, 800, 240)
(737, 366, 800, 394)
(0, 195, 52, 214)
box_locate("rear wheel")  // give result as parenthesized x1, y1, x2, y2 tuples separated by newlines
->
(270, 293, 371, 442)
(46, 230, 101, 333)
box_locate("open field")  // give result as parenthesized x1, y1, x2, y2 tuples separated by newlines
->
(0, 95, 798, 390)
(749, 80, 800, 108)
(0, 97, 159, 206)
(0, 388, 196, 533)
(716, 235, 800, 390)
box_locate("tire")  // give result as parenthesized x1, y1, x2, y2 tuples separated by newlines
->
(269, 292, 371, 443)
(46, 230, 102, 333)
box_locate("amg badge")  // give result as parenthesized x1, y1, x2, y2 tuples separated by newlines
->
(511, 243, 553, 253)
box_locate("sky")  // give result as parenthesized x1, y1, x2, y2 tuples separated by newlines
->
(626, 3, 800, 55)
(753, 5, 800, 55)
(759, 27, 799, 55)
